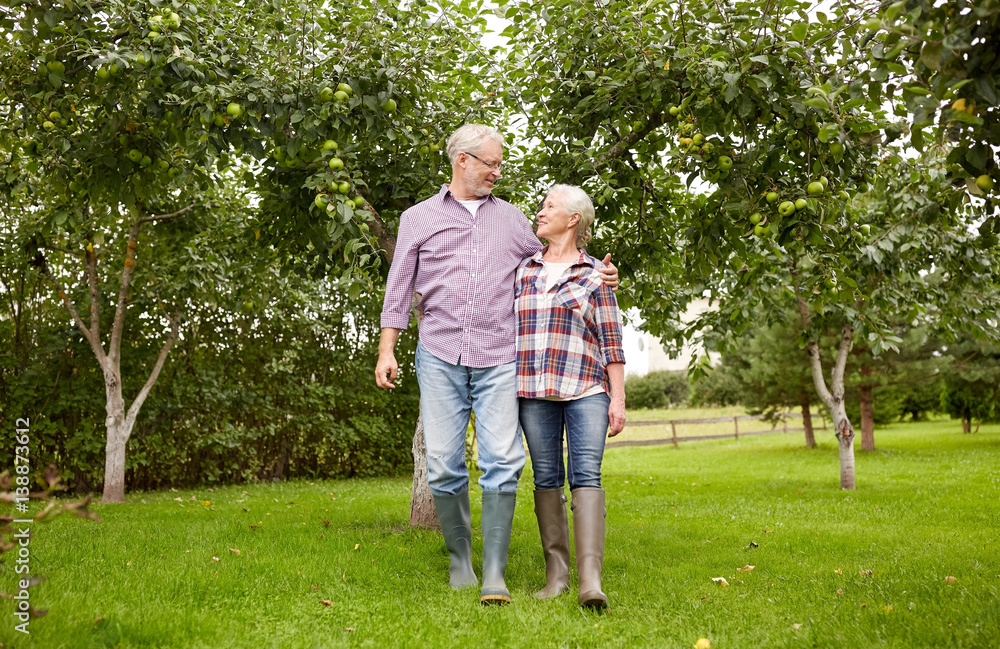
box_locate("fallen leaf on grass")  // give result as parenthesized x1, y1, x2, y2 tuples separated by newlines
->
(948, 622, 956, 627)
(354, 543, 360, 550)
(319, 600, 333, 607)
(837, 589, 843, 595)
(201, 500, 212, 507)
(310, 585, 321, 591)
(173, 497, 183, 502)
(945, 576, 956, 583)
(211, 557, 220, 562)
(694, 639, 711, 649)
(835, 569, 843, 574)
(884, 605, 893, 612)
(711, 577, 729, 587)
(737, 565, 755, 572)
(764, 530, 773, 534)
(323, 520, 330, 527)
(792, 623, 802, 630)
(207, 488, 214, 492)
(228, 548, 240, 556)
(859, 569, 873, 576)
(744, 541, 759, 550)
(93, 616, 105, 625)
(345, 627, 355, 632)
(190, 496, 196, 501)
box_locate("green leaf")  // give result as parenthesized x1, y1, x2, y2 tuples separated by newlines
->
(791, 23, 808, 42)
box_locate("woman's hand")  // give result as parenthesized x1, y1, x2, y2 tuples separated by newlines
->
(608, 397, 626, 437)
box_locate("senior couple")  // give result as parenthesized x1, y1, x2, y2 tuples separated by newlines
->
(375, 124, 625, 609)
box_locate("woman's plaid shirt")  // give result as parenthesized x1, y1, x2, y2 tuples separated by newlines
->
(515, 249, 626, 399)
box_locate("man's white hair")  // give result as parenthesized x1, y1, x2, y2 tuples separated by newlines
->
(446, 124, 505, 163)
(548, 184, 595, 248)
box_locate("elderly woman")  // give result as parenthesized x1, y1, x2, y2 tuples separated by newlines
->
(514, 184, 626, 610)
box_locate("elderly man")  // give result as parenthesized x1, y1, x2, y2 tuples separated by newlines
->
(376, 124, 616, 605)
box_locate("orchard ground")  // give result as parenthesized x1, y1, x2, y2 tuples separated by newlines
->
(8, 416, 1000, 649)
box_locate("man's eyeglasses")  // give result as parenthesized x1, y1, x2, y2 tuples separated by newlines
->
(463, 151, 502, 172)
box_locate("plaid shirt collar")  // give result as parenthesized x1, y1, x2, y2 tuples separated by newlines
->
(524, 246, 596, 269)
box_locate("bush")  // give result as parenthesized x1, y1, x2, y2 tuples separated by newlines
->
(625, 370, 690, 410)
(0, 282, 421, 493)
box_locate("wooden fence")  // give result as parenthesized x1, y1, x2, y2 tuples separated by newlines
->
(607, 412, 828, 449)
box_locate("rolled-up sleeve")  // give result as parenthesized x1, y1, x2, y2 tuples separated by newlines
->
(590, 284, 626, 366)
(380, 211, 419, 330)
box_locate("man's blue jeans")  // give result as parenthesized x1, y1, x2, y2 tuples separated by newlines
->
(519, 392, 610, 490)
(415, 343, 525, 496)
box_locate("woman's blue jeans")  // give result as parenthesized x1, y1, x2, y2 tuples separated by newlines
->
(519, 392, 610, 490)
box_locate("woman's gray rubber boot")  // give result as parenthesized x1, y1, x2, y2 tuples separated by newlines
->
(480, 491, 516, 605)
(432, 491, 478, 588)
(572, 487, 609, 610)
(533, 488, 570, 598)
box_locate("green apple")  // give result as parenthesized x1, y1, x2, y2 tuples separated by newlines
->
(337, 82, 353, 95)
(328, 157, 344, 171)
(42, 120, 55, 131)
(807, 181, 824, 196)
(319, 86, 335, 102)
(226, 102, 243, 118)
(338, 181, 351, 194)
(754, 223, 769, 237)
(692, 132, 704, 145)
(794, 198, 808, 210)
(322, 140, 338, 151)
(334, 90, 350, 101)
(96, 67, 110, 81)
(668, 105, 681, 116)
(778, 201, 796, 217)
(213, 114, 226, 127)
(859, 224, 871, 235)
(718, 155, 732, 171)
(127, 148, 143, 162)
(749, 212, 762, 225)
(314, 194, 329, 209)
(139, 155, 152, 167)
(976, 175, 994, 191)
(382, 98, 397, 112)
(766, 191, 780, 204)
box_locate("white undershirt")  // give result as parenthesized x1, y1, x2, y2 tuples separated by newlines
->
(538, 260, 606, 401)
(457, 198, 487, 217)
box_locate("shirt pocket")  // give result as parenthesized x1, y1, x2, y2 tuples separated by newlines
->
(554, 282, 592, 318)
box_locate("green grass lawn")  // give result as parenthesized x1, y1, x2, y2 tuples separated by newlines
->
(6, 418, 1000, 648)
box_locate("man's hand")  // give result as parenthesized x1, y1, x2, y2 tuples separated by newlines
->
(599, 254, 619, 291)
(375, 352, 398, 389)
(608, 397, 626, 437)
(375, 328, 402, 389)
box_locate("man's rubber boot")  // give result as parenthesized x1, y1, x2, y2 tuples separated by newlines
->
(480, 491, 516, 605)
(432, 491, 478, 588)
(533, 488, 570, 598)
(572, 487, 609, 610)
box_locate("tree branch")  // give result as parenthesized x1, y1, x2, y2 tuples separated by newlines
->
(124, 312, 181, 436)
(136, 203, 200, 223)
(358, 199, 398, 263)
(44, 274, 106, 364)
(109, 217, 142, 367)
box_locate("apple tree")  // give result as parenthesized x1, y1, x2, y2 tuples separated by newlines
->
(496, 0, 1000, 488)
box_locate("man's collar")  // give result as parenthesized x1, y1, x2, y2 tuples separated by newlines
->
(441, 183, 497, 203)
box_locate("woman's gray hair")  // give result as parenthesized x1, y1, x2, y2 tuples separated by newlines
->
(446, 124, 505, 163)
(548, 184, 595, 248)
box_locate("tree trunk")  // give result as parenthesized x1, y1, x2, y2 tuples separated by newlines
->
(858, 365, 875, 451)
(962, 417, 971, 434)
(409, 410, 439, 529)
(101, 368, 129, 503)
(831, 398, 856, 490)
(802, 317, 857, 490)
(801, 399, 816, 448)
(859, 382, 875, 451)
(102, 423, 129, 503)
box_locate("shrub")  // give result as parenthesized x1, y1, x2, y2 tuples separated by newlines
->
(625, 370, 689, 410)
